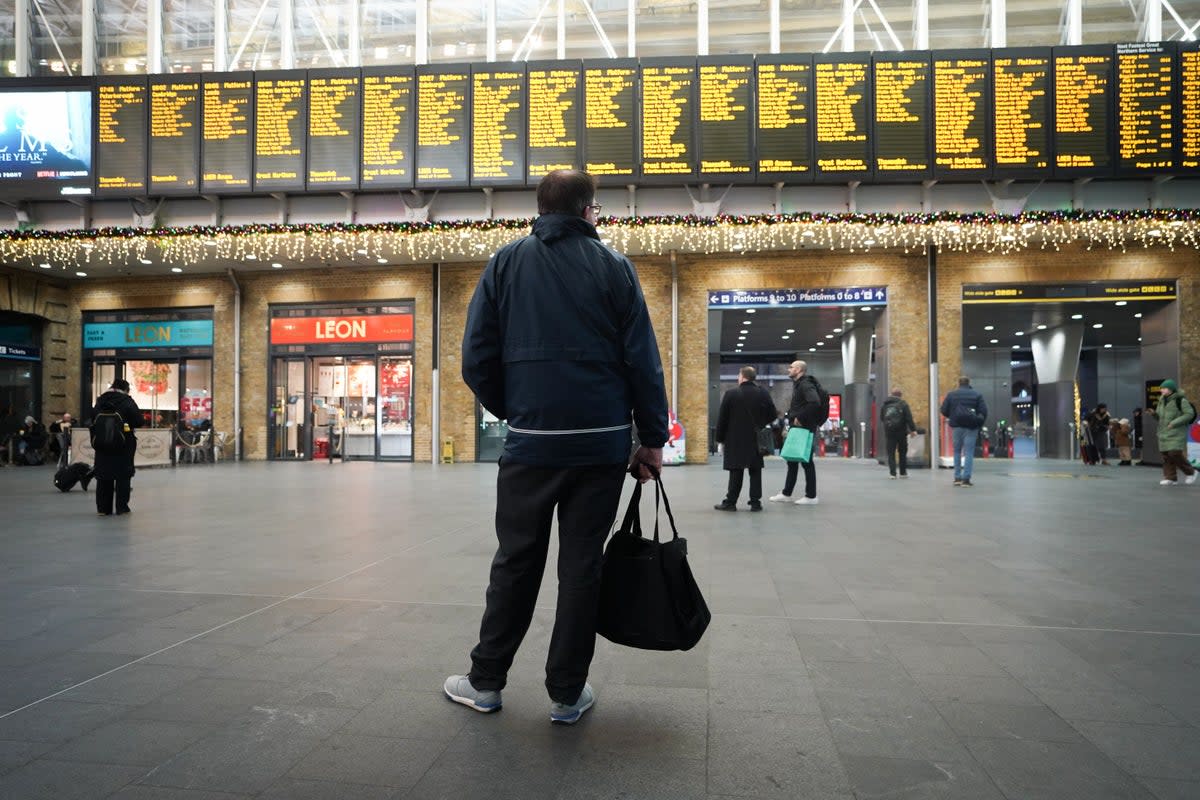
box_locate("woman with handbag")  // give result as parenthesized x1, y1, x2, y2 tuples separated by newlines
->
(713, 366, 777, 512)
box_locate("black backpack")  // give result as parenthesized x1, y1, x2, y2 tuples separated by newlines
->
(1173, 395, 1198, 425)
(882, 401, 906, 433)
(802, 376, 831, 428)
(91, 411, 126, 454)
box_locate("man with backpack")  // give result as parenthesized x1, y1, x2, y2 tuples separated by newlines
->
(90, 378, 142, 515)
(940, 376, 988, 487)
(769, 360, 827, 505)
(1150, 379, 1197, 486)
(880, 388, 917, 479)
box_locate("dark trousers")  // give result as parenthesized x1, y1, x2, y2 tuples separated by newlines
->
(884, 432, 908, 476)
(469, 461, 626, 704)
(782, 458, 817, 499)
(1161, 450, 1196, 481)
(724, 468, 762, 505)
(95, 475, 132, 514)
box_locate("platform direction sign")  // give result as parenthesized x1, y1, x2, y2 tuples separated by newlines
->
(708, 287, 887, 308)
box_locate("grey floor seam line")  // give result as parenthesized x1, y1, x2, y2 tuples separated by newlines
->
(0, 524, 476, 721)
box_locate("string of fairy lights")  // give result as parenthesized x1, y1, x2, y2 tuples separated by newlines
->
(2, 210, 1199, 273)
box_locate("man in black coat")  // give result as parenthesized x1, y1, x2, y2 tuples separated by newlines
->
(879, 388, 917, 478)
(91, 378, 142, 516)
(714, 366, 777, 511)
(770, 360, 822, 504)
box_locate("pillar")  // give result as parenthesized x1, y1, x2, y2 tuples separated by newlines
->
(1139, 301, 1181, 465)
(842, 325, 874, 457)
(1031, 323, 1084, 459)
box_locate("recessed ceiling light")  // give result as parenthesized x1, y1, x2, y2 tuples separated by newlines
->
(969, 345, 978, 350)
(1071, 313, 1083, 320)
(75, 271, 87, 277)
(845, 317, 855, 324)
(809, 347, 816, 352)
(745, 309, 756, 314)
(170, 267, 182, 273)
(781, 335, 790, 340)
(989, 339, 998, 344)
(825, 334, 834, 339)
(984, 325, 994, 331)
(1092, 323, 1103, 329)
(861, 306, 871, 311)
(1115, 301, 1127, 306)
(1138, 337, 1142, 342)
(743, 320, 753, 325)
(739, 329, 748, 334)
(817, 341, 825, 346)
(1012, 344, 1020, 349)
(377, 257, 388, 264)
(738, 336, 746, 341)
(39, 262, 51, 269)
(1037, 324, 1047, 330)
(245, 253, 257, 260)
(833, 327, 842, 333)
(785, 328, 795, 334)
(272, 262, 283, 269)
(356, 248, 368, 255)
(139, 258, 152, 265)
(1014, 331, 1024, 336)
(1104, 343, 1113, 348)
(1134, 312, 1142, 319)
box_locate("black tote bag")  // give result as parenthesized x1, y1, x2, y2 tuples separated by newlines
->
(596, 473, 711, 651)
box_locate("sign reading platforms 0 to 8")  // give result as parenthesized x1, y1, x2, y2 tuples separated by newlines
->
(1116, 41, 1175, 173)
(96, 77, 148, 195)
(471, 65, 525, 186)
(756, 55, 812, 180)
(201, 72, 253, 193)
(1053, 45, 1113, 175)
(640, 57, 696, 180)
(583, 59, 637, 181)
(814, 53, 871, 180)
(360, 67, 414, 189)
(416, 65, 470, 187)
(254, 71, 307, 191)
(308, 69, 361, 189)
(526, 61, 581, 181)
(872, 53, 931, 178)
(992, 48, 1051, 177)
(933, 50, 992, 179)
(148, 77, 200, 194)
(697, 56, 753, 180)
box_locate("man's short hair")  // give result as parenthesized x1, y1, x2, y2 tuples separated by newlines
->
(793, 360, 807, 374)
(111, 378, 130, 393)
(958, 376, 971, 387)
(536, 169, 597, 216)
(891, 388, 903, 397)
(739, 366, 756, 381)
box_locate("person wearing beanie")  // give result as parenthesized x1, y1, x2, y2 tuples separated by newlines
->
(1150, 379, 1197, 486)
(90, 378, 142, 514)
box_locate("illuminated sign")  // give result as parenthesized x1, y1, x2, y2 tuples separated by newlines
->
(83, 320, 214, 349)
(708, 287, 888, 308)
(962, 281, 1177, 302)
(269, 314, 414, 345)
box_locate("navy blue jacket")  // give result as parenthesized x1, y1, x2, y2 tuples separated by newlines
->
(462, 214, 669, 466)
(941, 386, 988, 430)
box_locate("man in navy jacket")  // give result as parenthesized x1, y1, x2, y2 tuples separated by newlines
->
(940, 376, 988, 487)
(447, 169, 669, 725)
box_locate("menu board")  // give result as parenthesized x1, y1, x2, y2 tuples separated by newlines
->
(814, 54, 871, 180)
(872, 53, 930, 178)
(360, 66, 414, 189)
(933, 50, 992, 179)
(992, 48, 1051, 177)
(308, 69, 361, 189)
(471, 64, 525, 186)
(254, 71, 307, 191)
(526, 60, 580, 181)
(1179, 42, 1200, 170)
(96, 77, 147, 195)
(583, 58, 637, 180)
(1053, 45, 1113, 175)
(201, 72, 253, 193)
(640, 57, 696, 180)
(415, 64, 470, 187)
(1116, 41, 1176, 173)
(148, 77, 200, 194)
(756, 54, 812, 180)
(697, 56, 754, 179)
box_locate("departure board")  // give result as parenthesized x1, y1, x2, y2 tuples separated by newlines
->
(201, 73, 253, 193)
(1117, 41, 1176, 173)
(254, 72, 307, 191)
(360, 66, 414, 189)
(415, 65, 470, 188)
(95, 77, 147, 196)
(872, 53, 930, 178)
(697, 56, 753, 179)
(992, 48, 1051, 177)
(756, 55, 812, 180)
(1053, 45, 1113, 175)
(583, 59, 637, 181)
(1179, 42, 1200, 170)
(308, 69, 361, 189)
(813, 54, 871, 180)
(148, 77, 200, 194)
(526, 60, 581, 182)
(640, 57, 696, 180)
(471, 65, 525, 186)
(933, 50, 992, 179)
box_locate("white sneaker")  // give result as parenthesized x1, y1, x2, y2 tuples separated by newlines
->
(794, 496, 819, 505)
(1160, 479, 1177, 486)
(1186, 473, 1198, 485)
(768, 493, 791, 502)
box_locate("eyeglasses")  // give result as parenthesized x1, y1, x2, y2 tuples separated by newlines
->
(587, 204, 602, 214)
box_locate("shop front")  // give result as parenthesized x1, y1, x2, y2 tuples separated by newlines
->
(268, 302, 415, 462)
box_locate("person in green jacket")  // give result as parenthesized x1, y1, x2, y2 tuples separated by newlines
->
(1151, 379, 1197, 486)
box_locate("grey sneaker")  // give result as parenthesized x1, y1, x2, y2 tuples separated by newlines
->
(444, 675, 501, 713)
(550, 682, 594, 725)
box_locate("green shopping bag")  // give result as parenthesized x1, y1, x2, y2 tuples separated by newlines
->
(780, 427, 814, 463)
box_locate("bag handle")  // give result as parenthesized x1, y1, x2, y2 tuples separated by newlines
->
(617, 469, 679, 544)
(651, 471, 680, 544)
(618, 478, 644, 537)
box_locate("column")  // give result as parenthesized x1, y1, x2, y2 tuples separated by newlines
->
(1139, 302, 1181, 465)
(841, 326, 873, 457)
(1031, 323, 1084, 459)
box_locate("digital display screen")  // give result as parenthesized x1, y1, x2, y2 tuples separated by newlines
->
(872, 53, 930, 178)
(471, 64, 525, 186)
(415, 65, 470, 188)
(0, 86, 93, 199)
(641, 57, 696, 180)
(993, 48, 1051, 176)
(1180, 42, 1200, 170)
(148, 77, 200, 194)
(1053, 45, 1113, 175)
(526, 60, 580, 182)
(583, 59, 637, 180)
(814, 54, 871, 180)
(756, 55, 812, 179)
(1117, 41, 1176, 173)
(95, 77, 147, 195)
(360, 66, 414, 189)
(697, 56, 753, 179)
(254, 71, 307, 191)
(933, 50, 992, 178)
(201, 72, 253, 193)
(308, 69, 361, 189)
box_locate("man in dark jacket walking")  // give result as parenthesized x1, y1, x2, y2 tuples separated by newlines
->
(448, 169, 669, 725)
(880, 388, 917, 478)
(713, 366, 777, 511)
(940, 376, 987, 487)
(770, 360, 822, 504)
(91, 378, 141, 515)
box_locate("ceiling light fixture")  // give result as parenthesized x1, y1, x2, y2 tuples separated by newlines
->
(809, 347, 816, 352)
(785, 328, 795, 334)
(833, 327, 842, 333)
(139, 258, 152, 265)
(1014, 331, 1024, 336)
(39, 263, 50, 269)
(1012, 344, 1020, 349)
(1037, 324, 1047, 330)
(825, 334, 833, 339)
(1071, 314, 1083, 320)
(271, 262, 283, 269)
(75, 271, 87, 277)
(1115, 300, 1127, 306)
(740, 329, 748, 334)
(781, 335, 790, 340)
(968, 345, 978, 350)
(245, 254, 257, 260)
(816, 341, 825, 346)
(989, 339, 999, 344)
(861, 306, 871, 312)
(984, 325, 994, 331)
(845, 317, 855, 324)
(1104, 343, 1113, 349)
(745, 309, 756, 314)
(1093, 323, 1103, 329)
(1134, 313, 1143, 319)
(170, 267, 182, 273)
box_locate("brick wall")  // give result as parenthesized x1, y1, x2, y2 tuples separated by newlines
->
(0, 269, 70, 418)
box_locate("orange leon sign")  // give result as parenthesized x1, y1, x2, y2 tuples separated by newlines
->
(270, 314, 414, 344)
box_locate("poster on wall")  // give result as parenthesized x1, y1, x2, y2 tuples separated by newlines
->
(663, 409, 686, 466)
(181, 390, 213, 427)
(380, 359, 411, 425)
(125, 360, 178, 416)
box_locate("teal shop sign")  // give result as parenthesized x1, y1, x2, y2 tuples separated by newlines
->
(83, 320, 214, 349)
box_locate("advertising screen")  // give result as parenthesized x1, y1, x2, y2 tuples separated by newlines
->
(0, 85, 93, 199)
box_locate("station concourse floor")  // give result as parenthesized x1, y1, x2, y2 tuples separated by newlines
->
(0, 455, 1197, 800)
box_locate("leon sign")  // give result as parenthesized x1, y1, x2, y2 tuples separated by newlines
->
(270, 314, 414, 345)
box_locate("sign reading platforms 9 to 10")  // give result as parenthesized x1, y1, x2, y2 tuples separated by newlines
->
(9, 41, 1200, 200)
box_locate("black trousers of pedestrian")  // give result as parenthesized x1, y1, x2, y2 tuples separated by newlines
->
(782, 458, 817, 498)
(95, 475, 131, 515)
(724, 468, 762, 505)
(469, 461, 626, 705)
(884, 432, 908, 476)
